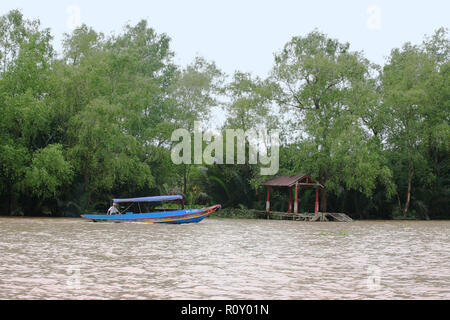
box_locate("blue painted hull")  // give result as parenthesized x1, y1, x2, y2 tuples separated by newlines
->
(81, 205, 221, 224)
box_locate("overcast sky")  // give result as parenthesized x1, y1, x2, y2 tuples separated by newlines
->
(2, 0, 449, 78)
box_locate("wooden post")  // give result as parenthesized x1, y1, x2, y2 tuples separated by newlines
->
(288, 187, 292, 213)
(294, 183, 299, 213)
(315, 187, 319, 213)
(266, 186, 271, 212)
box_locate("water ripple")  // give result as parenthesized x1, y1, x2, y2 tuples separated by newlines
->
(0, 217, 449, 299)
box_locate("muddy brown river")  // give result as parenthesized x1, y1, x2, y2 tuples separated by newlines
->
(0, 217, 449, 299)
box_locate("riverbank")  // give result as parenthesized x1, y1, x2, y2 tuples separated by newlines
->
(0, 206, 447, 220)
(211, 208, 448, 221)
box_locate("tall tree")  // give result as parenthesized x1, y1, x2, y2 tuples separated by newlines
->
(271, 30, 394, 212)
(0, 10, 56, 214)
(170, 56, 224, 194)
(67, 98, 153, 208)
(382, 29, 449, 217)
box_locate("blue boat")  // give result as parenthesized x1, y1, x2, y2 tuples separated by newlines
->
(81, 195, 221, 224)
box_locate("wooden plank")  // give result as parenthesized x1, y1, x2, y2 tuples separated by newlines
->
(327, 213, 353, 222)
(253, 210, 353, 222)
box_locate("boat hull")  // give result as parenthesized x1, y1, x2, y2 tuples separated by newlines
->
(81, 205, 221, 224)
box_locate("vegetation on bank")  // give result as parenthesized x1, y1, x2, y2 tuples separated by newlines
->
(0, 10, 448, 220)
(211, 207, 262, 220)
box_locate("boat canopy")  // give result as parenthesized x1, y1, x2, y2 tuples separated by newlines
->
(112, 195, 183, 203)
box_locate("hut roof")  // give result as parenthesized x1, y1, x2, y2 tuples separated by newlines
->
(261, 174, 324, 188)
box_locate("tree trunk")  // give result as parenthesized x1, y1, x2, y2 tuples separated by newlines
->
(7, 184, 12, 215)
(183, 165, 187, 195)
(84, 173, 91, 211)
(341, 189, 347, 213)
(320, 188, 328, 213)
(403, 167, 413, 216)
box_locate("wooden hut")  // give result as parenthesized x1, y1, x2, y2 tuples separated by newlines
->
(260, 174, 352, 221)
(261, 174, 324, 213)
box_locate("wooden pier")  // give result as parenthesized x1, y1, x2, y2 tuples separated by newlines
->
(253, 210, 353, 222)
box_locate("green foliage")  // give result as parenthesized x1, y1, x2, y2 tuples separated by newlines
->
(172, 56, 224, 128)
(382, 29, 449, 216)
(212, 207, 259, 219)
(67, 98, 153, 197)
(23, 144, 73, 199)
(0, 142, 29, 194)
(225, 71, 277, 130)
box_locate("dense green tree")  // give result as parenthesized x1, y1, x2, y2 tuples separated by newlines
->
(271, 30, 394, 212)
(382, 29, 449, 217)
(0, 142, 28, 214)
(67, 98, 153, 207)
(225, 71, 277, 131)
(23, 144, 73, 200)
(0, 10, 55, 214)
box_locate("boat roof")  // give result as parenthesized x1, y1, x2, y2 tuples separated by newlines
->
(112, 195, 183, 203)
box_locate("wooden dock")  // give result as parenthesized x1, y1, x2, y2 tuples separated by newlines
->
(252, 210, 353, 222)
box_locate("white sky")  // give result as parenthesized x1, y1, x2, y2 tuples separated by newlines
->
(2, 0, 449, 78)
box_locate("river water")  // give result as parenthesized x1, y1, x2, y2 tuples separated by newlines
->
(0, 217, 449, 299)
